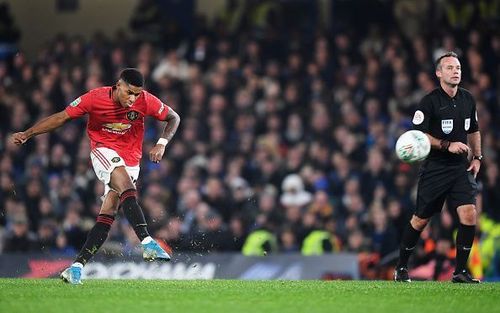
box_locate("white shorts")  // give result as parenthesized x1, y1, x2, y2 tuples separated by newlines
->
(90, 147, 140, 197)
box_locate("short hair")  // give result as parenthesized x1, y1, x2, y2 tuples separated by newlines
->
(119, 68, 144, 87)
(435, 52, 459, 70)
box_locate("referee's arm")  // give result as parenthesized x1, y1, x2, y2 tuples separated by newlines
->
(467, 131, 481, 178)
(467, 131, 481, 157)
(424, 133, 470, 154)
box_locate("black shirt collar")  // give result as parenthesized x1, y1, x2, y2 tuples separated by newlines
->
(438, 85, 459, 100)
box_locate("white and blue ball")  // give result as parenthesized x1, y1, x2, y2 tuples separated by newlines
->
(395, 130, 431, 163)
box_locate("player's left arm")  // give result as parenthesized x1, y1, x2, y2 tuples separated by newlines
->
(467, 131, 481, 178)
(149, 107, 181, 163)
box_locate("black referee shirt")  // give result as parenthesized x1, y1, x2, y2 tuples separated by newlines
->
(412, 86, 479, 164)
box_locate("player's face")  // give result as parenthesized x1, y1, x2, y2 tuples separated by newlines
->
(436, 57, 461, 87)
(116, 80, 143, 108)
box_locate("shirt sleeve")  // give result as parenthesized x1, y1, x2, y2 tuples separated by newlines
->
(65, 92, 93, 118)
(412, 95, 432, 133)
(468, 94, 479, 133)
(145, 92, 169, 121)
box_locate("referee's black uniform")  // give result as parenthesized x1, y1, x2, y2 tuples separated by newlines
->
(412, 86, 479, 218)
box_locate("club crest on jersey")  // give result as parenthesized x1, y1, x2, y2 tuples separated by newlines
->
(70, 97, 81, 107)
(127, 110, 139, 121)
(111, 157, 121, 163)
(441, 119, 453, 134)
(465, 118, 470, 131)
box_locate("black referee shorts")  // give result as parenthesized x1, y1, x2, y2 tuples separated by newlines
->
(415, 161, 478, 219)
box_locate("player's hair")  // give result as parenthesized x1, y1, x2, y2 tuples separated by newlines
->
(119, 68, 144, 87)
(435, 52, 459, 70)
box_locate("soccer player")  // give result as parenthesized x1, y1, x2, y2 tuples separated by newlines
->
(394, 52, 482, 283)
(12, 68, 180, 284)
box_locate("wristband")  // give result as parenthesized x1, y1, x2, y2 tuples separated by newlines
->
(472, 155, 483, 162)
(440, 140, 450, 151)
(156, 138, 169, 146)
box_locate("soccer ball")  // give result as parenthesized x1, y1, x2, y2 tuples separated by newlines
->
(395, 130, 431, 163)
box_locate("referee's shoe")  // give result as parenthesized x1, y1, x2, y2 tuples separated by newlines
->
(394, 267, 411, 282)
(452, 270, 480, 283)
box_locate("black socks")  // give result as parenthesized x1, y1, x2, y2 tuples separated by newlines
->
(75, 214, 114, 265)
(120, 189, 150, 241)
(455, 223, 476, 273)
(73, 188, 151, 266)
(396, 222, 422, 268)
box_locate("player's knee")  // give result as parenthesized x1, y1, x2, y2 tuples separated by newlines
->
(99, 206, 119, 216)
(109, 166, 135, 194)
(119, 188, 138, 204)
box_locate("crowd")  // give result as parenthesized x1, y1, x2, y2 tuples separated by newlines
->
(0, 0, 499, 278)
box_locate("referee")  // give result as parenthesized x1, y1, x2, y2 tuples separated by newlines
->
(394, 52, 482, 283)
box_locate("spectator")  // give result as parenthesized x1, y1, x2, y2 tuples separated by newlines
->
(3, 214, 38, 253)
(279, 174, 312, 208)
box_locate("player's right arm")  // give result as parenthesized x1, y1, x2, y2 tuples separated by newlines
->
(412, 95, 468, 154)
(12, 92, 92, 146)
(12, 110, 72, 145)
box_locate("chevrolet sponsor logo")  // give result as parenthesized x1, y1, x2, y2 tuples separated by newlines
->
(103, 123, 131, 131)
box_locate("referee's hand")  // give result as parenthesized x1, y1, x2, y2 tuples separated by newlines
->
(467, 159, 481, 179)
(448, 142, 469, 154)
(467, 159, 481, 178)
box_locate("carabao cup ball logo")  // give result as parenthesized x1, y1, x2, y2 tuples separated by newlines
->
(127, 110, 139, 121)
(395, 130, 431, 163)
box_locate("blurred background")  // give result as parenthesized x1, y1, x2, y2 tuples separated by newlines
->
(0, 0, 499, 281)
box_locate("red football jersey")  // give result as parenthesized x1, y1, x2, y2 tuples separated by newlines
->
(65, 86, 169, 166)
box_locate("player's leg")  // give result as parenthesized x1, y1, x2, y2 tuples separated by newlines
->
(395, 164, 449, 282)
(109, 164, 170, 261)
(75, 191, 119, 264)
(61, 191, 119, 284)
(449, 170, 480, 283)
(109, 166, 150, 240)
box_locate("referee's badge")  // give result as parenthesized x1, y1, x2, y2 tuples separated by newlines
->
(441, 119, 453, 134)
(465, 118, 470, 131)
(412, 110, 424, 125)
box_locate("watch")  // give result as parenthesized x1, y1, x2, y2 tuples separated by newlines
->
(472, 155, 483, 162)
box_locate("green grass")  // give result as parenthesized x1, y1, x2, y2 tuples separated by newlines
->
(0, 279, 499, 313)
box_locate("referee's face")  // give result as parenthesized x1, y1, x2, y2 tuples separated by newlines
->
(436, 56, 461, 87)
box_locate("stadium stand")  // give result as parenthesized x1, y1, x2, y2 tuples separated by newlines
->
(0, 0, 499, 279)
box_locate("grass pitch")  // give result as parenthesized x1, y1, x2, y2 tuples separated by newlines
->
(0, 279, 499, 313)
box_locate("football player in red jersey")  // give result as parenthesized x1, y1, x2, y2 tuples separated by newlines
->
(12, 68, 180, 284)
